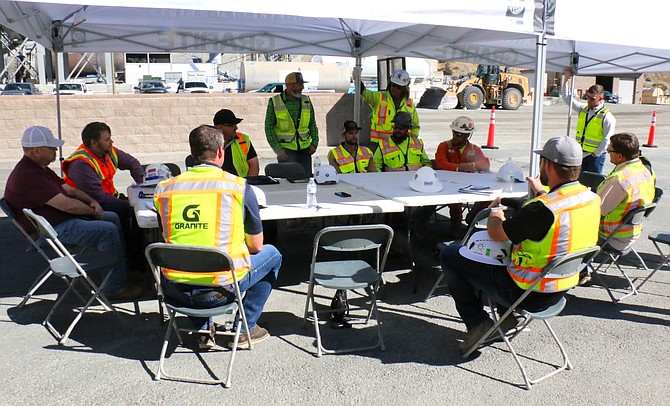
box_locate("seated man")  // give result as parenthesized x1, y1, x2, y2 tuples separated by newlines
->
(373, 112, 431, 172)
(213, 109, 260, 177)
(597, 132, 655, 249)
(154, 125, 282, 349)
(327, 120, 377, 173)
(435, 116, 491, 232)
(61, 122, 144, 263)
(4, 126, 141, 300)
(440, 136, 600, 354)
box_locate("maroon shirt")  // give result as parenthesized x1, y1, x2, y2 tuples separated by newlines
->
(4, 156, 74, 234)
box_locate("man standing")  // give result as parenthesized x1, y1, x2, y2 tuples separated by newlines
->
(563, 68, 616, 173)
(373, 111, 430, 172)
(62, 122, 144, 263)
(4, 126, 141, 300)
(327, 120, 376, 173)
(154, 125, 282, 350)
(211, 108, 259, 177)
(597, 132, 655, 251)
(440, 136, 600, 353)
(435, 116, 491, 232)
(361, 68, 420, 144)
(264, 72, 319, 176)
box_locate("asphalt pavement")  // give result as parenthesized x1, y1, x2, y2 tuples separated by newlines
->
(1, 103, 669, 404)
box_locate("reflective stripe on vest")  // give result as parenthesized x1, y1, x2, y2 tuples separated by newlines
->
(230, 132, 251, 178)
(153, 166, 251, 286)
(332, 144, 373, 173)
(576, 106, 609, 153)
(366, 90, 418, 143)
(507, 182, 600, 292)
(379, 136, 424, 172)
(62, 144, 119, 196)
(598, 160, 655, 239)
(272, 94, 312, 150)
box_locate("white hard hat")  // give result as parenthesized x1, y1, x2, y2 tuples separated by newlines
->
(496, 158, 524, 182)
(409, 167, 443, 193)
(142, 163, 172, 185)
(315, 164, 338, 184)
(450, 116, 475, 134)
(390, 69, 411, 87)
(250, 185, 267, 207)
(458, 230, 512, 266)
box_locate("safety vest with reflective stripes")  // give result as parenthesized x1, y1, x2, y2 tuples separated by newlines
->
(363, 89, 419, 143)
(153, 165, 250, 286)
(576, 105, 610, 153)
(272, 94, 313, 150)
(598, 159, 655, 240)
(230, 132, 251, 178)
(508, 182, 600, 292)
(331, 144, 373, 173)
(62, 144, 119, 196)
(378, 136, 425, 172)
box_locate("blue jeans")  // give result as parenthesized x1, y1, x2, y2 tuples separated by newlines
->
(581, 153, 606, 174)
(52, 211, 127, 294)
(162, 244, 282, 331)
(439, 244, 562, 330)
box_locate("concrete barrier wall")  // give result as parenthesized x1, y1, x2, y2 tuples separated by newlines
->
(0, 93, 370, 160)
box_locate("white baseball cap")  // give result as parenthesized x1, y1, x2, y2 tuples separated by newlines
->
(409, 167, 443, 193)
(459, 230, 512, 266)
(21, 126, 65, 148)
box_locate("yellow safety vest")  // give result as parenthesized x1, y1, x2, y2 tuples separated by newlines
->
(576, 105, 610, 153)
(378, 136, 425, 172)
(598, 160, 655, 240)
(272, 94, 313, 151)
(508, 182, 600, 292)
(153, 165, 251, 286)
(229, 132, 251, 178)
(362, 89, 419, 143)
(331, 144, 373, 173)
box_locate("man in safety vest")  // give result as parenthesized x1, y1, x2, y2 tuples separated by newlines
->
(154, 125, 282, 350)
(264, 72, 319, 177)
(327, 120, 377, 174)
(562, 68, 616, 174)
(372, 111, 430, 172)
(185, 109, 260, 177)
(360, 68, 420, 144)
(435, 116, 491, 233)
(62, 122, 144, 265)
(440, 136, 600, 354)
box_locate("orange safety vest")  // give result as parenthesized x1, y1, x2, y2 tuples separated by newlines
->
(62, 144, 119, 196)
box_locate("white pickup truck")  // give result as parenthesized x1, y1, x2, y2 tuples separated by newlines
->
(53, 82, 90, 95)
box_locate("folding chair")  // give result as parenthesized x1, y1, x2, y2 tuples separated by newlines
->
(626, 186, 663, 271)
(587, 203, 656, 303)
(637, 231, 670, 291)
(0, 198, 80, 308)
(462, 246, 600, 390)
(264, 162, 306, 180)
(303, 224, 393, 357)
(145, 243, 251, 387)
(22, 209, 119, 345)
(578, 171, 605, 192)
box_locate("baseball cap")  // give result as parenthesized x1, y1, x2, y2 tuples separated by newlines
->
(533, 136, 582, 167)
(285, 72, 307, 85)
(213, 109, 243, 126)
(21, 126, 65, 148)
(342, 120, 362, 133)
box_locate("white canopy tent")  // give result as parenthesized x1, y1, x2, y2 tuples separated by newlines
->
(1, 0, 669, 175)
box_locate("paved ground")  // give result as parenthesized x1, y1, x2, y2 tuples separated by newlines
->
(1, 102, 669, 404)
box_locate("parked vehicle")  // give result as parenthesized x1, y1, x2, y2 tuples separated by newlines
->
(1, 82, 42, 95)
(134, 80, 169, 94)
(181, 81, 211, 93)
(250, 82, 284, 93)
(53, 82, 90, 95)
(582, 90, 620, 104)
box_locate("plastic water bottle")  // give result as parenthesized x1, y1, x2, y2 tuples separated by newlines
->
(312, 156, 322, 175)
(504, 174, 515, 193)
(306, 178, 318, 208)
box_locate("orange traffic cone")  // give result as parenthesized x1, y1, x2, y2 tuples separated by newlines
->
(482, 106, 499, 149)
(643, 110, 658, 148)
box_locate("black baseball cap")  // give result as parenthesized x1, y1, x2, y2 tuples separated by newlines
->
(213, 109, 243, 126)
(342, 120, 362, 133)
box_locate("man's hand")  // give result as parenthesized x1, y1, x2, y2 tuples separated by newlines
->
(563, 67, 574, 85)
(526, 175, 543, 195)
(276, 148, 288, 162)
(352, 66, 362, 83)
(489, 208, 506, 222)
(308, 144, 317, 155)
(90, 201, 103, 219)
(488, 197, 503, 208)
(457, 162, 476, 173)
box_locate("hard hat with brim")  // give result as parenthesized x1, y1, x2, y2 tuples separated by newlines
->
(409, 167, 443, 193)
(459, 230, 512, 266)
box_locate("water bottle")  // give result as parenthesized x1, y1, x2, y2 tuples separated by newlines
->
(306, 178, 318, 208)
(504, 174, 515, 193)
(312, 156, 322, 176)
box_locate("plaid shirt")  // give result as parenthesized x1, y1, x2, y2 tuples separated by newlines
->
(264, 92, 319, 153)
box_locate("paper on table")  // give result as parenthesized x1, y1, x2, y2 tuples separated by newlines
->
(458, 185, 502, 195)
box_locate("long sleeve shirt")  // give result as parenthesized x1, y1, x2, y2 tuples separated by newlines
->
(264, 92, 319, 153)
(562, 83, 616, 158)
